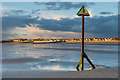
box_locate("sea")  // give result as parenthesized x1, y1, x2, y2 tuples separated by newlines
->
(2, 43, 119, 72)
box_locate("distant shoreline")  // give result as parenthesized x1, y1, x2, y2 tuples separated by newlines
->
(1, 41, 120, 45)
(64, 41, 120, 45)
(1, 38, 119, 45)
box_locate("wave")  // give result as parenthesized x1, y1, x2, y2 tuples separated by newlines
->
(2, 57, 47, 63)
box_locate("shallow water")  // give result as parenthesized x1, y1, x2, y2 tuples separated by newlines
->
(2, 43, 119, 71)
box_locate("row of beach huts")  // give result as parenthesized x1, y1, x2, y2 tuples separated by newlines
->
(1, 38, 120, 44)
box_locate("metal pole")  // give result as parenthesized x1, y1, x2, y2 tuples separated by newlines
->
(81, 15, 84, 71)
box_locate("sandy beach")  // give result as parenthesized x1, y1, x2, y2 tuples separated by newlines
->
(65, 41, 120, 45)
(2, 40, 120, 45)
(2, 68, 119, 78)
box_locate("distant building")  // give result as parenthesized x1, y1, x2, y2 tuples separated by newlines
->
(32, 38, 44, 41)
(88, 38, 93, 41)
(13, 39, 20, 42)
(12, 38, 27, 42)
(104, 38, 108, 41)
(98, 38, 102, 41)
(2, 39, 13, 43)
(107, 38, 111, 41)
(93, 38, 99, 41)
(111, 38, 118, 41)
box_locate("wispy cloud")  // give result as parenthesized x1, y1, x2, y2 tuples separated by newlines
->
(0, 6, 8, 10)
(100, 11, 113, 15)
(34, 2, 95, 10)
(37, 11, 67, 20)
(11, 10, 27, 14)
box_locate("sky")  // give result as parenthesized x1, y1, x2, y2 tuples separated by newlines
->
(1, 2, 119, 40)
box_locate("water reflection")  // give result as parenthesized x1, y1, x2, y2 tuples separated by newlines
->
(36, 65, 76, 71)
(2, 43, 118, 71)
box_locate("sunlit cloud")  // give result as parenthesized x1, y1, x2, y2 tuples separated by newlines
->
(88, 8, 93, 18)
(14, 24, 80, 39)
(109, 13, 118, 16)
(8, 24, 95, 39)
(38, 11, 67, 20)
(70, 15, 79, 19)
(0, 6, 8, 10)
(0, 15, 9, 17)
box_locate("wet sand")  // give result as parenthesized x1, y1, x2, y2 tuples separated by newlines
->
(65, 41, 119, 45)
(1, 40, 120, 45)
(2, 68, 118, 78)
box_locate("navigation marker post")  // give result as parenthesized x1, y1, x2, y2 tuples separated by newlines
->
(76, 5, 95, 71)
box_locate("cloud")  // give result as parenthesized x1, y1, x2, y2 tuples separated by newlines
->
(2, 14, 118, 39)
(29, 2, 94, 19)
(2, 15, 118, 33)
(34, 2, 94, 10)
(6, 25, 81, 39)
(11, 10, 27, 14)
(31, 9, 41, 15)
(37, 11, 67, 20)
(3, 24, 114, 40)
(34, 2, 42, 5)
(0, 6, 8, 10)
(5, 24, 99, 39)
(2, 8, 29, 17)
(85, 15, 118, 34)
(100, 12, 113, 15)
(36, 16, 118, 35)
(2, 16, 38, 32)
(88, 8, 94, 18)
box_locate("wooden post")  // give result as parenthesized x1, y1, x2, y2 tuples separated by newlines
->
(81, 15, 84, 71)
(76, 5, 95, 71)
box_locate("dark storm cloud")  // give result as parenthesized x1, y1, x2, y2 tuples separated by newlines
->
(2, 16, 39, 31)
(38, 16, 118, 34)
(37, 18, 81, 32)
(85, 16, 118, 34)
(3, 9, 28, 17)
(100, 12, 113, 15)
(2, 15, 118, 35)
(34, 2, 94, 10)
